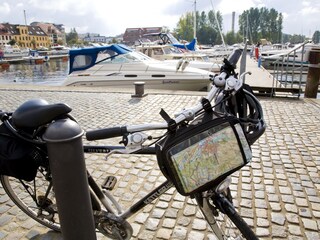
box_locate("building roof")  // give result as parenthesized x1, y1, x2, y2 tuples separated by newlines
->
(27, 25, 47, 36)
(30, 22, 63, 35)
(0, 23, 47, 36)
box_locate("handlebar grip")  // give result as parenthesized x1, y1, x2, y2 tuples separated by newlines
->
(227, 48, 243, 67)
(86, 126, 128, 140)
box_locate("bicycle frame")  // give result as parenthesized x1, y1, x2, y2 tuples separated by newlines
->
(83, 145, 174, 220)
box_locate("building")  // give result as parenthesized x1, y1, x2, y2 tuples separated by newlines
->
(31, 22, 66, 46)
(82, 33, 108, 43)
(122, 27, 162, 45)
(0, 23, 50, 49)
(0, 23, 12, 46)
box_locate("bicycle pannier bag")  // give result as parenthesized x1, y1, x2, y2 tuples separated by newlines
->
(0, 123, 40, 181)
(156, 112, 252, 196)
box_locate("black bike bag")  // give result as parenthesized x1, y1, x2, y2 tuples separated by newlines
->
(156, 112, 252, 196)
(0, 122, 42, 181)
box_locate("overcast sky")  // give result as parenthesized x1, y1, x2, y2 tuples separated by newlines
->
(1, 0, 319, 38)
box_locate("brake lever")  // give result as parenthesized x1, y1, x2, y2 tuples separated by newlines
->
(105, 132, 149, 160)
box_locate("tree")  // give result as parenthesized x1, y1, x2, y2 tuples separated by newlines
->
(174, 10, 223, 45)
(31, 39, 36, 49)
(174, 12, 194, 41)
(8, 39, 16, 46)
(66, 28, 79, 45)
(238, 7, 283, 44)
(312, 31, 320, 43)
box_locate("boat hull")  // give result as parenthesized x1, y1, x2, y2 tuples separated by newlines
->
(64, 75, 211, 91)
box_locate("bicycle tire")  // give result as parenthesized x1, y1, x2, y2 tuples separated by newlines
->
(0, 169, 61, 232)
(196, 191, 258, 240)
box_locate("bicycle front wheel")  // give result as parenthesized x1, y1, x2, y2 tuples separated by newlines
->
(0, 167, 61, 232)
(196, 191, 257, 240)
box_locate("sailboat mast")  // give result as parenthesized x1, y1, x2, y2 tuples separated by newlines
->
(193, 0, 196, 39)
(209, 0, 226, 50)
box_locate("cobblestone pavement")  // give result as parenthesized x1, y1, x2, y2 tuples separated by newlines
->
(0, 86, 319, 240)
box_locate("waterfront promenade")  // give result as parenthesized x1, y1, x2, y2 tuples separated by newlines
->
(0, 84, 319, 240)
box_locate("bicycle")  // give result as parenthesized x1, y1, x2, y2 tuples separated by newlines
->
(0, 48, 265, 239)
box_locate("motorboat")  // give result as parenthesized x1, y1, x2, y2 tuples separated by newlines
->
(63, 44, 214, 91)
(135, 44, 221, 73)
(2, 44, 29, 59)
(22, 50, 46, 64)
(261, 41, 319, 67)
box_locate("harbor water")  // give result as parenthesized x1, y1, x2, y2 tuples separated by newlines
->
(0, 59, 69, 86)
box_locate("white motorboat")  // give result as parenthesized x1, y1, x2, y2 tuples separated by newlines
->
(261, 41, 319, 67)
(63, 44, 214, 91)
(136, 44, 221, 73)
(2, 44, 29, 59)
(22, 50, 46, 64)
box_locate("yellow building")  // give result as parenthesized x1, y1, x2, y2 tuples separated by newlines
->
(0, 23, 50, 49)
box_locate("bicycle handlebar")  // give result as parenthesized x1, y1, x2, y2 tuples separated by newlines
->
(86, 126, 128, 141)
(85, 49, 245, 141)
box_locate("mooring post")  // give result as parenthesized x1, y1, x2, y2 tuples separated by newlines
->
(43, 118, 97, 240)
(132, 81, 148, 98)
(305, 48, 320, 98)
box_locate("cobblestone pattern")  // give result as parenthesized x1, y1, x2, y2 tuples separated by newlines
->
(0, 88, 319, 240)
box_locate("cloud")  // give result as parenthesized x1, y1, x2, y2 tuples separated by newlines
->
(0, 0, 319, 36)
(0, 2, 11, 15)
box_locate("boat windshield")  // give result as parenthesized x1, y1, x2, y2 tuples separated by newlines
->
(100, 51, 154, 64)
(163, 46, 183, 55)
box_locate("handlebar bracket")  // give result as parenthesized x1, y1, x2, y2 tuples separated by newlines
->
(160, 108, 177, 132)
(201, 98, 213, 113)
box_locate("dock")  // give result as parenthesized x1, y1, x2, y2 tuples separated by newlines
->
(242, 56, 302, 97)
(0, 84, 319, 239)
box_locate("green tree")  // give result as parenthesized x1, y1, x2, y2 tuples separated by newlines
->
(239, 8, 260, 43)
(174, 12, 194, 41)
(8, 39, 16, 46)
(66, 28, 79, 45)
(290, 34, 305, 44)
(238, 7, 283, 44)
(174, 10, 223, 45)
(312, 31, 320, 43)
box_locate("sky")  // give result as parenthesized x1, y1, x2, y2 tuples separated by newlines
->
(0, 0, 319, 38)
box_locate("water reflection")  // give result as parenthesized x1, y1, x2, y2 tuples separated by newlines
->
(0, 59, 69, 86)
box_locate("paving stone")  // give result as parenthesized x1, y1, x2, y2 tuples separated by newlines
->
(305, 231, 320, 240)
(172, 226, 188, 239)
(188, 231, 205, 240)
(257, 218, 270, 227)
(134, 212, 149, 224)
(272, 225, 287, 238)
(256, 227, 270, 237)
(288, 224, 302, 236)
(177, 217, 191, 226)
(298, 208, 312, 218)
(183, 205, 197, 216)
(156, 228, 173, 239)
(271, 213, 286, 225)
(192, 219, 207, 231)
(145, 218, 160, 231)
(301, 218, 318, 231)
(285, 204, 298, 213)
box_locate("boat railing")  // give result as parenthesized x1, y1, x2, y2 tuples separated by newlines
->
(270, 40, 311, 97)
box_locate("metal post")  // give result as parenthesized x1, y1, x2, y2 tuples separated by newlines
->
(240, 39, 247, 83)
(305, 48, 320, 98)
(132, 81, 147, 98)
(43, 118, 97, 240)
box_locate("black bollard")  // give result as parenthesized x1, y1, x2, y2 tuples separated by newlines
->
(132, 81, 148, 98)
(43, 118, 97, 240)
(305, 48, 320, 98)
